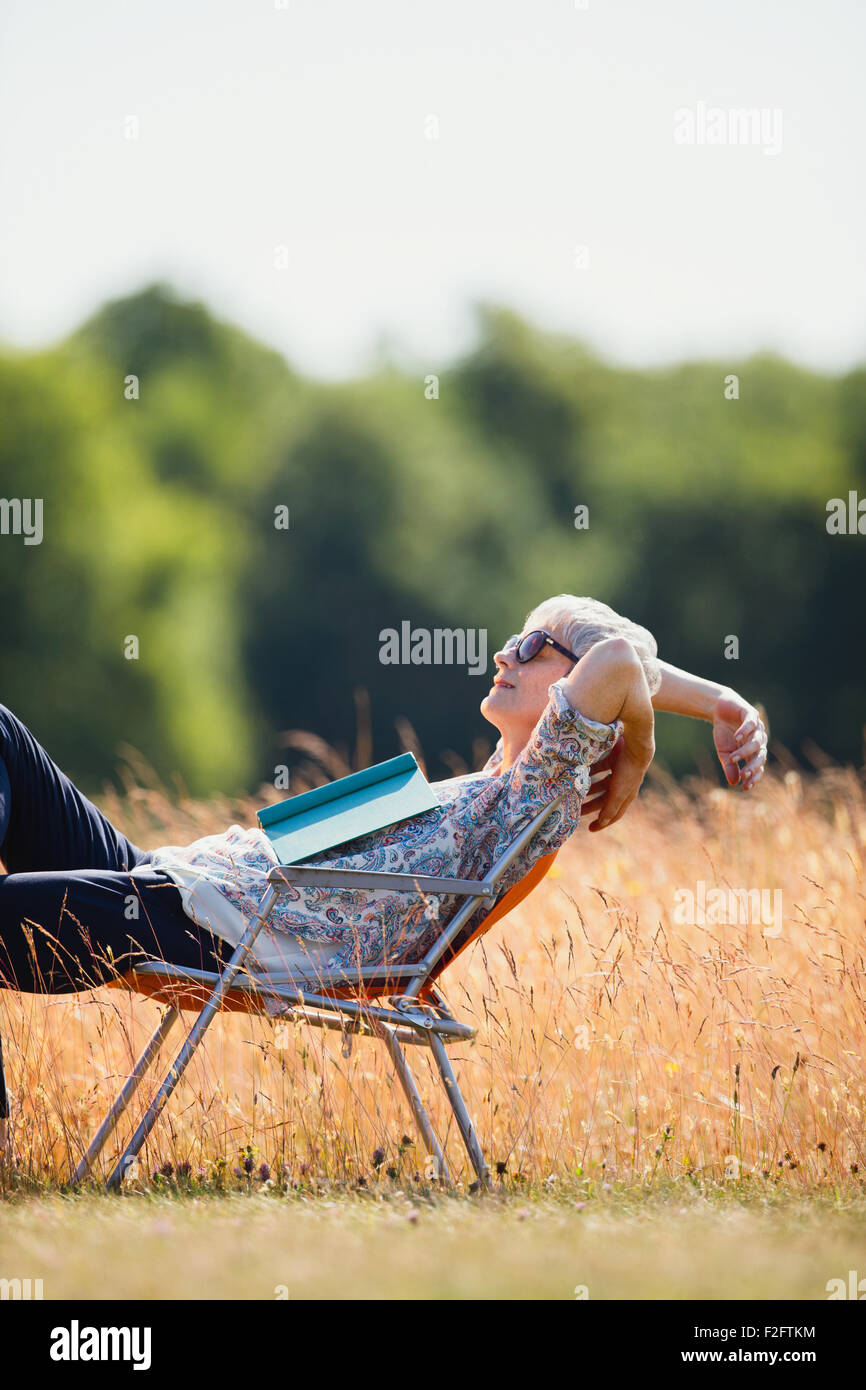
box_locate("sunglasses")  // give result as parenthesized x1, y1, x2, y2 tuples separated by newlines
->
(502, 629, 580, 665)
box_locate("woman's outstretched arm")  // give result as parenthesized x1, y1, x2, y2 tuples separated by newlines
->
(652, 660, 768, 789)
(652, 661, 726, 719)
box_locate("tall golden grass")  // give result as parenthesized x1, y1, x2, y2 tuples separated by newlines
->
(1, 749, 864, 1192)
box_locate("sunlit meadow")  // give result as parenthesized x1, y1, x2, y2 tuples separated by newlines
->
(1, 742, 864, 1298)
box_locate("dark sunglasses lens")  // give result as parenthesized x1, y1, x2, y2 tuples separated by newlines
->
(517, 631, 545, 662)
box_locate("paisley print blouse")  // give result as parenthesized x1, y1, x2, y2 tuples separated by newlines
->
(148, 679, 620, 984)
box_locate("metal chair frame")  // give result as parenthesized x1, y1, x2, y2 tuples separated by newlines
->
(72, 796, 562, 1191)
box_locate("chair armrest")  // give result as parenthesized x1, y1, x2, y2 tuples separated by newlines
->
(267, 866, 494, 896)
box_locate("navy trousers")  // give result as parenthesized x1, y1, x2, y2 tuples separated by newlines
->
(0, 704, 231, 1119)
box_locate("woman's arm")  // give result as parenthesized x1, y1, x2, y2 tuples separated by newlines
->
(653, 659, 768, 789)
(652, 660, 727, 719)
(561, 637, 655, 830)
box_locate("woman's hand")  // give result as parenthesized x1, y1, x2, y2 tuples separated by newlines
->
(582, 730, 653, 832)
(712, 690, 768, 789)
(652, 661, 769, 791)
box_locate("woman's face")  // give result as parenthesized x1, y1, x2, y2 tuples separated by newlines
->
(480, 626, 575, 744)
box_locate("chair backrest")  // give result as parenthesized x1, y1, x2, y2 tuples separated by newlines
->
(428, 849, 559, 979)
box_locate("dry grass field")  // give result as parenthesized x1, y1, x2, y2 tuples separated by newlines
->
(1, 753, 865, 1298)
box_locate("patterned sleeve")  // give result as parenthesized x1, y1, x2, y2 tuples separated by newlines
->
(502, 677, 621, 817)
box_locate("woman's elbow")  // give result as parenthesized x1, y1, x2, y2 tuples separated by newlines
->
(564, 638, 642, 722)
(583, 636, 642, 675)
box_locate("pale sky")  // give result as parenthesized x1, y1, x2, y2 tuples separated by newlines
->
(1, 0, 863, 378)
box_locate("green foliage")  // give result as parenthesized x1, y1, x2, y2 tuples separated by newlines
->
(0, 284, 861, 794)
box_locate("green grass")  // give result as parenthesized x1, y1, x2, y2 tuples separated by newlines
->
(2, 1183, 864, 1300)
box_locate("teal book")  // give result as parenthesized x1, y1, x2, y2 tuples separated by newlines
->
(256, 753, 440, 865)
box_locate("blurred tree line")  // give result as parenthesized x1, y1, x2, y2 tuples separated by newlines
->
(0, 283, 863, 796)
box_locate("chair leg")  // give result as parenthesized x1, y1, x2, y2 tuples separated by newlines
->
(0, 1025, 8, 1169)
(103, 885, 281, 1189)
(375, 1022, 451, 1186)
(0, 1024, 7, 1122)
(72, 1007, 179, 1185)
(105, 1000, 223, 1190)
(427, 1030, 490, 1188)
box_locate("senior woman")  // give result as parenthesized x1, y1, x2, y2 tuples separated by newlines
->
(0, 595, 767, 1146)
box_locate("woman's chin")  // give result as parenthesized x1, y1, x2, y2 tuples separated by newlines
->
(480, 688, 507, 724)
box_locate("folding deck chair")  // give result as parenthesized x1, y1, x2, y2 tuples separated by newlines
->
(71, 790, 565, 1191)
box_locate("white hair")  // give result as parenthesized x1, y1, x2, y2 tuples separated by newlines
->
(523, 594, 662, 695)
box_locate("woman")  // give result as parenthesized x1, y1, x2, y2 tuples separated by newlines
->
(0, 596, 766, 1139)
